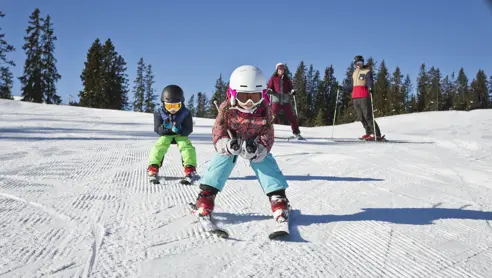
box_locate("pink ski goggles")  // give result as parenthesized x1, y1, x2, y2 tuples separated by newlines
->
(227, 87, 270, 105)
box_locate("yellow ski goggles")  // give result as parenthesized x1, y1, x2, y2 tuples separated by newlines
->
(164, 102, 181, 112)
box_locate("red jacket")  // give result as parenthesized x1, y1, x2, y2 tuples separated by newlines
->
(267, 74, 293, 94)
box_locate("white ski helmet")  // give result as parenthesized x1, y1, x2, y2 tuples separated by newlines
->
(227, 65, 269, 110)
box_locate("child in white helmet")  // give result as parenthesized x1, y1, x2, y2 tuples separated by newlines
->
(192, 65, 290, 231)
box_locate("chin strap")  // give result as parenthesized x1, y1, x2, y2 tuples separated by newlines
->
(229, 105, 259, 114)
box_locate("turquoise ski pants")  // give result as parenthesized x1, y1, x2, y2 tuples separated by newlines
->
(198, 153, 289, 195)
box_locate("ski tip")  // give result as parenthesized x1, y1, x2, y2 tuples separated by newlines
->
(268, 231, 289, 240)
(211, 230, 229, 238)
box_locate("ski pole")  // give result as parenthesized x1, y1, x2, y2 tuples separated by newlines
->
(370, 90, 377, 139)
(331, 86, 340, 139)
(213, 98, 240, 160)
(293, 95, 298, 117)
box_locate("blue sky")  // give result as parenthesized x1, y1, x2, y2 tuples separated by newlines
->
(2, 0, 491, 104)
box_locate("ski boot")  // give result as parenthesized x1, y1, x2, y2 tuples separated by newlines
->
(359, 134, 371, 140)
(194, 187, 217, 216)
(269, 194, 290, 222)
(293, 133, 305, 140)
(181, 165, 198, 184)
(366, 134, 385, 141)
(148, 164, 159, 184)
(268, 194, 291, 239)
(189, 186, 228, 237)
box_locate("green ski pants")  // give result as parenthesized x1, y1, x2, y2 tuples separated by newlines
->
(148, 136, 197, 167)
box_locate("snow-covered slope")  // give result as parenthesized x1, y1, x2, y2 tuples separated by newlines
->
(1, 99, 491, 278)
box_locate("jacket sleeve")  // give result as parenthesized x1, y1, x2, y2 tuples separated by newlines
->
(179, 113, 193, 136)
(212, 100, 230, 148)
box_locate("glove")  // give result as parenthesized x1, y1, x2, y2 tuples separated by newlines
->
(240, 140, 268, 162)
(164, 121, 172, 129)
(171, 125, 179, 133)
(290, 89, 296, 96)
(216, 137, 242, 156)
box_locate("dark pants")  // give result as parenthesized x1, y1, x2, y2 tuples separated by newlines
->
(353, 97, 381, 136)
(271, 103, 300, 134)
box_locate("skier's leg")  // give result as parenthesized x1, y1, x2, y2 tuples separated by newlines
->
(198, 153, 236, 192)
(147, 136, 174, 175)
(361, 97, 381, 137)
(250, 153, 288, 194)
(353, 98, 370, 136)
(194, 153, 236, 215)
(250, 153, 290, 221)
(282, 103, 300, 135)
(175, 136, 197, 176)
(271, 102, 281, 124)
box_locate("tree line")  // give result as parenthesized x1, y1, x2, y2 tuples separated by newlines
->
(187, 59, 491, 126)
(2, 9, 491, 127)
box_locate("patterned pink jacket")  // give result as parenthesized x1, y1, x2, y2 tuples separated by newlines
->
(212, 100, 274, 153)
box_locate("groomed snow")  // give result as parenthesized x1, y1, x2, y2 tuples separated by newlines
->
(1, 99, 491, 278)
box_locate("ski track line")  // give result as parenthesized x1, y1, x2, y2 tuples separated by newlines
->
(334, 221, 483, 277)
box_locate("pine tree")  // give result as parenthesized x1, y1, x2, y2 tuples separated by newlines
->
(339, 62, 357, 124)
(195, 92, 209, 117)
(389, 66, 404, 115)
(489, 76, 492, 106)
(19, 8, 43, 103)
(143, 64, 157, 112)
(209, 74, 227, 117)
(79, 39, 104, 107)
(416, 63, 430, 111)
(456, 67, 469, 110)
(187, 93, 196, 116)
(132, 57, 146, 112)
(470, 69, 488, 109)
(305, 64, 316, 123)
(100, 39, 129, 110)
(0, 10, 15, 67)
(428, 66, 442, 111)
(0, 10, 15, 99)
(440, 75, 454, 111)
(40, 15, 61, 104)
(292, 61, 307, 125)
(373, 60, 390, 116)
(401, 74, 413, 112)
(0, 66, 13, 99)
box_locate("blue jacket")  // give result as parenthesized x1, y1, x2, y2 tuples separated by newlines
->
(154, 106, 193, 136)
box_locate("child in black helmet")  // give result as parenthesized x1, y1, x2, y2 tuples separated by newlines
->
(147, 85, 197, 183)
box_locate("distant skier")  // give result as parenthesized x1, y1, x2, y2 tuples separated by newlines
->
(350, 55, 383, 141)
(147, 85, 198, 182)
(267, 63, 303, 139)
(192, 65, 291, 226)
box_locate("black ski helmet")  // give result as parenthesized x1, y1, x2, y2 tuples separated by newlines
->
(353, 55, 364, 64)
(161, 85, 185, 103)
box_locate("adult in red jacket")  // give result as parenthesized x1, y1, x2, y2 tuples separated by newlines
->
(267, 63, 301, 138)
(351, 55, 382, 141)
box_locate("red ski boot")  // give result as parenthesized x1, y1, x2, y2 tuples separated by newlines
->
(148, 164, 159, 177)
(269, 195, 290, 223)
(184, 165, 196, 178)
(195, 190, 216, 216)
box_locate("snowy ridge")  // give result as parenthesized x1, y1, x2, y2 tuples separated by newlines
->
(0, 99, 491, 277)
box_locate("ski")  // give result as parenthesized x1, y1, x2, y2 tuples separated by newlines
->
(268, 220, 289, 240)
(274, 135, 306, 141)
(180, 174, 200, 185)
(188, 203, 229, 238)
(149, 176, 163, 184)
(268, 207, 291, 240)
